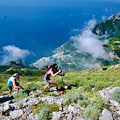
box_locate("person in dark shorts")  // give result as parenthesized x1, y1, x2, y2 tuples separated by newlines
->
(7, 73, 24, 94)
(42, 63, 62, 93)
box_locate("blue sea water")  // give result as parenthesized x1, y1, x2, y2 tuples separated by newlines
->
(0, 0, 120, 64)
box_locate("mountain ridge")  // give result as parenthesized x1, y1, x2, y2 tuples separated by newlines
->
(33, 12, 120, 71)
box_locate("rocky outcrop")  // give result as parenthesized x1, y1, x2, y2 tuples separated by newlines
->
(99, 108, 113, 120)
(1, 86, 120, 120)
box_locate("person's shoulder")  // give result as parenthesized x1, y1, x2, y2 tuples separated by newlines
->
(10, 76, 15, 80)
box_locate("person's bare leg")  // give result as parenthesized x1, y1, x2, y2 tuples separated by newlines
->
(42, 83, 51, 92)
(8, 87, 12, 95)
(49, 81, 58, 91)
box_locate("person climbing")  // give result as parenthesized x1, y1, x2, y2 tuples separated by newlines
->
(7, 73, 24, 95)
(42, 63, 63, 93)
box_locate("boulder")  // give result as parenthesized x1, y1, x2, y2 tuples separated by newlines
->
(99, 108, 113, 120)
(52, 112, 62, 120)
(9, 109, 23, 119)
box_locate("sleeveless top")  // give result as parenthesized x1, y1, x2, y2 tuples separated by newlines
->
(44, 68, 53, 80)
(7, 76, 15, 87)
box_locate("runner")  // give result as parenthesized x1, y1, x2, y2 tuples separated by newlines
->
(42, 63, 63, 93)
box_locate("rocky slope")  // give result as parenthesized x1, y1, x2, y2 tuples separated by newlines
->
(1, 63, 120, 119)
(1, 86, 120, 120)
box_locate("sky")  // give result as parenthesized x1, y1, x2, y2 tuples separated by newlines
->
(1, 0, 119, 6)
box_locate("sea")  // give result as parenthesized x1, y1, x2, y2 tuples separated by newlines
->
(0, 0, 120, 64)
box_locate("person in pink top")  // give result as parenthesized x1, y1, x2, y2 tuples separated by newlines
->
(42, 63, 62, 93)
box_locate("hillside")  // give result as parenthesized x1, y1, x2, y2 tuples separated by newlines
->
(108, 35, 120, 58)
(92, 12, 120, 37)
(1, 64, 120, 119)
(33, 12, 120, 71)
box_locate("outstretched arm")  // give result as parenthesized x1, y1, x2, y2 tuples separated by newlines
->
(51, 69, 62, 77)
(12, 79, 21, 89)
(11, 78, 24, 90)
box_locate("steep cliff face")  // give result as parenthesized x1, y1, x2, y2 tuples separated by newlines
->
(92, 12, 120, 37)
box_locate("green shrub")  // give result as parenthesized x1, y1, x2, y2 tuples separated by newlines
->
(24, 83, 31, 90)
(64, 89, 84, 105)
(89, 94, 104, 108)
(84, 94, 104, 120)
(92, 76, 105, 82)
(84, 104, 101, 120)
(0, 84, 2, 89)
(87, 80, 95, 88)
(78, 79, 85, 87)
(95, 81, 112, 91)
(10, 65, 22, 69)
(24, 81, 45, 91)
(111, 88, 120, 103)
(46, 92, 57, 96)
(95, 81, 105, 91)
(109, 76, 117, 82)
(84, 85, 92, 92)
(83, 80, 95, 91)
(32, 102, 59, 114)
(78, 99, 90, 108)
(37, 107, 52, 120)
(0, 86, 8, 91)
(113, 80, 120, 87)
(14, 90, 27, 102)
(34, 92, 41, 98)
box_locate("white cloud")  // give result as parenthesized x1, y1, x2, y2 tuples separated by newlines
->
(84, 17, 96, 30)
(72, 19, 110, 60)
(70, 28, 81, 35)
(1, 45, 30, 65)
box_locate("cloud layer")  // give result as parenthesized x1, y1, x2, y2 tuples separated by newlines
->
(72, 19, 109, 60)
(1, 45, 30, 65)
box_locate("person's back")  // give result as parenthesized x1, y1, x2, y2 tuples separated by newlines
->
(7, 73, 24, 95)
(7, 76, 14, 87)
(44, 68, 53, 80)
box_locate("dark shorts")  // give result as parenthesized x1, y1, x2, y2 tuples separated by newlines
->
(44, 78, 51, 83)
(8, 86, 12, 89)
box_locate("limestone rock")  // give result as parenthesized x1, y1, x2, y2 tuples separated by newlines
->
(99, 108, 113, 120)
(10, 109, 23, 119)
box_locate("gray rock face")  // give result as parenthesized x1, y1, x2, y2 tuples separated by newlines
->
(98, 86, 119, 103)
(9, 109, 23, 119)
(68, 104, 80, 114)
(99, 108, 113, 120)
(39, 96, 63, 105)
(52, 112, 62, 120)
